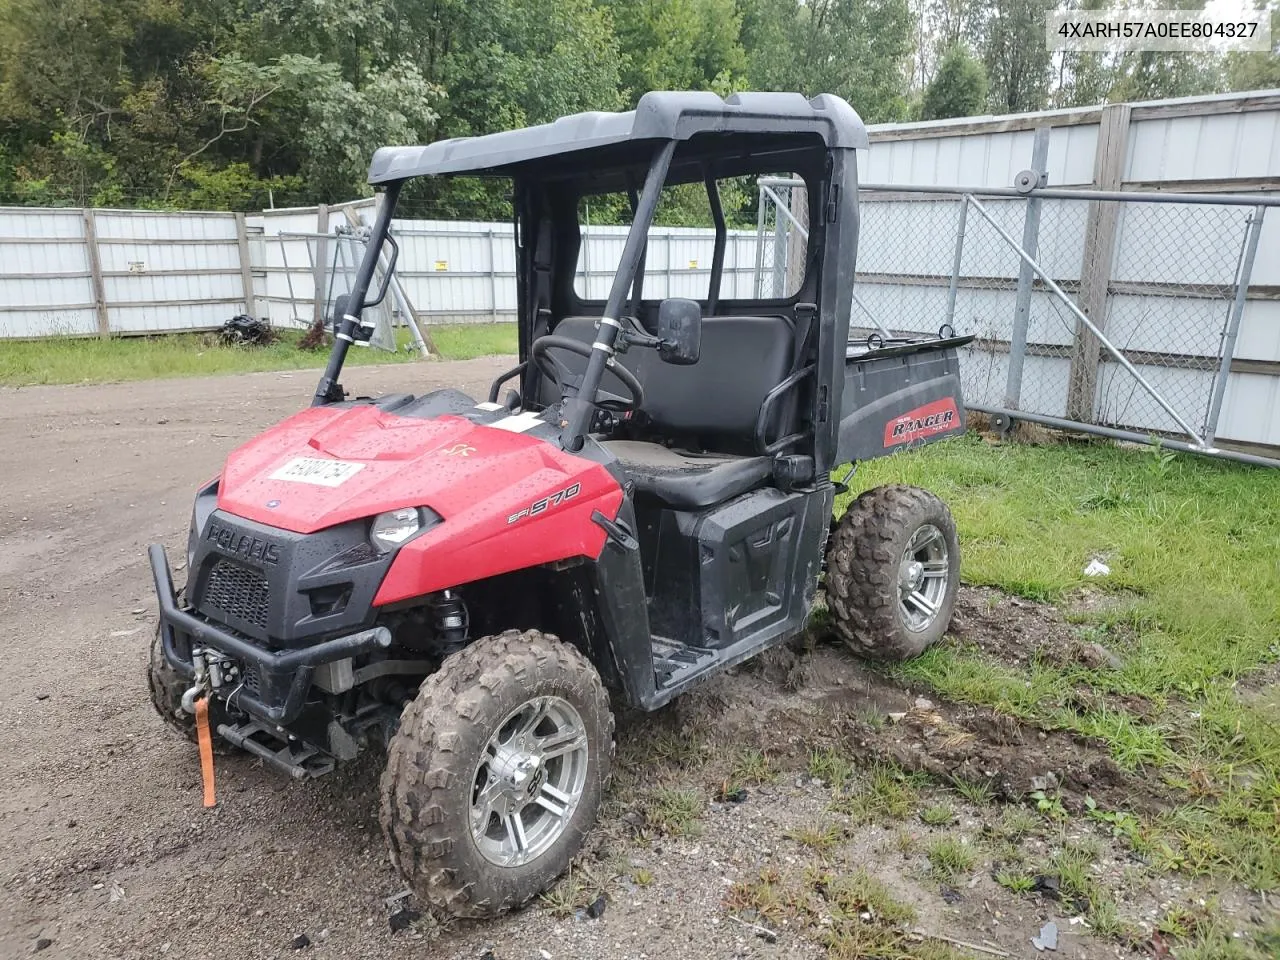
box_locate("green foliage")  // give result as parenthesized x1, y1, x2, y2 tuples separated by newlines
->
(176, 162, 302, 211)
(920, 43, 988, 120)
(980, 0, 1054, 112)
(608, 0, 746, 98)
(3, 0, 1277, 209)
(741, 0, 916, 122)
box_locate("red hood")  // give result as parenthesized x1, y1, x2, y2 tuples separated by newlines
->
(217, 406, 600, 534)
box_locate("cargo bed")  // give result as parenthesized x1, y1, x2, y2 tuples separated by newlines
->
(836, 333, 974, 463)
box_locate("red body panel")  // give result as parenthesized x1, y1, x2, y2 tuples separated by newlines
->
(215, 406, 622, 603)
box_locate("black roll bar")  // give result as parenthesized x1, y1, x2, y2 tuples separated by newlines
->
(312, 181, 403, 406)
(560, 141, 677, 451)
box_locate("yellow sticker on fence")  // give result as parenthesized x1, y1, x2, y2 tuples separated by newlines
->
(434, 260, 448, 272)
(688, 259, 698, 269)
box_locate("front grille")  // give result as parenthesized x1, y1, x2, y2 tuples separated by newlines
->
(241, 662, 262, 695)
(203, 559, 270, 630)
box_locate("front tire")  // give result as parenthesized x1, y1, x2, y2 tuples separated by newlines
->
(146, 625, 235, 753)
(380, 629, 613, 918)
(825, 484, 960, 661)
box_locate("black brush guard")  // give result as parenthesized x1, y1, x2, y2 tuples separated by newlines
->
(149, 544, 390, 725)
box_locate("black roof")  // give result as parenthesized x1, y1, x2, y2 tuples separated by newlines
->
(367, 91, 868, 184)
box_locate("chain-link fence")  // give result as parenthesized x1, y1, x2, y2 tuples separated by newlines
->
(760, 179, 1277, 464)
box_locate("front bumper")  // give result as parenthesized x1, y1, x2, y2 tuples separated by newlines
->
(149, 544, 390, 725)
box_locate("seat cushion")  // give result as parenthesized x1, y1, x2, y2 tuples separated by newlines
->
(602, 440, 773, 510)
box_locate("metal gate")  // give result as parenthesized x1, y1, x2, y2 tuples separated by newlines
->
(757, 169, 1280, 467)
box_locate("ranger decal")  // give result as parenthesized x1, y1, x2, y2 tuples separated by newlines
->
(884, 398, 960, 447)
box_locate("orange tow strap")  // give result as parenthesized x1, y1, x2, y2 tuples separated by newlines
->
(194, 697, 217, 808)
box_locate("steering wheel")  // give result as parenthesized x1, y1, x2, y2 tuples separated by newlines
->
(531, 334, 644, 413)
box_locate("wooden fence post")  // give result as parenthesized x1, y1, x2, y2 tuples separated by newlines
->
(1066, 104, 1131, 421)
(234, 212, 258, 317)
(313, 202, 330, 326)
(82, 209, 110, 338)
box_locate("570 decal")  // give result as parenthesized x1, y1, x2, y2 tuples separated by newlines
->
(507, 482, 581, 524)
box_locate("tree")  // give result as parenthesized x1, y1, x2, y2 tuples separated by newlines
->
(608, 0, 746, 99)
(913, 0, 985, 89)
(981, 0, 1054, 113)
(920, 43, 988, 119)
(1108, 50, 1223, 104)
(741, 0, 916, 122)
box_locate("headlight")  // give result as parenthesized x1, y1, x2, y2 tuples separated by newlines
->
(371, 508, 434, 552)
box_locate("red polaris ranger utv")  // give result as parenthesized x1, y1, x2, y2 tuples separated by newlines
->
(148, 92, 972, 918)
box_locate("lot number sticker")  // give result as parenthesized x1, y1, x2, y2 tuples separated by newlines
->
(269, 457, 365, 487)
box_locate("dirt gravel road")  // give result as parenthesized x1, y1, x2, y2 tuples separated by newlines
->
(0, 359, 1232, 960)
(0, 361, 519, 959)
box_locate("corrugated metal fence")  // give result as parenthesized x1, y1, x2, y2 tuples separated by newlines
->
(0, 200, 765, 337)
(0, 207, 256, 337)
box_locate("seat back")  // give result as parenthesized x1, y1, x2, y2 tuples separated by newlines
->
(544, 315, 794, 442)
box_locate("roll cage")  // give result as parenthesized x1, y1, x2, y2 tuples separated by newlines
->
(314, 91, 867, 473)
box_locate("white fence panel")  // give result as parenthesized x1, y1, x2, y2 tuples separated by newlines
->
(0, 208, 97, 337)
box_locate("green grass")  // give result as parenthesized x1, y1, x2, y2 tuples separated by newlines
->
(923, 835, 977, 883)
(427, 322, 519, 360)
(841, 434, 1280, 891)
(784, 821, 843, 854)
(643, 787, 705, 836)
(0, 322, 518, 387)
(831, 763, 922, 823)
(994, 868, 1035, 894)
(919, 802, 955, 826)
(730, 747, 778, 786)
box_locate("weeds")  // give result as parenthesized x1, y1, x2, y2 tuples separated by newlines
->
(924, 836, 977, 883)
(998, 805, 1044, 840)
(726, 868, 938, 960)
(723, 867, 801, 927)
(1029, 789, 1068, 821)
(539, 867, 600, 918)
(832, 763, 921, 823)
(1084, 795, 1144, 843)
(644, 787, 704, 836)
(730, 748, 777, 786)
(784, 822, 842, 855)
(994, 869, 1035, 893)
(643, 731, 706, 770)
(1049, 839, 1105, 911)
(951, 777, 994, 806)
(808, 747, 856, 792)
(919, 802, 955, 826)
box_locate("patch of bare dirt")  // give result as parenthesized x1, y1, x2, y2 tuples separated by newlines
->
(678, 623, 1169, 819)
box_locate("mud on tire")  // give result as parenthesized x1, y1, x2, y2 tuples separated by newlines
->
(380, 629, 614, 919)
(825, 484, 960, 661)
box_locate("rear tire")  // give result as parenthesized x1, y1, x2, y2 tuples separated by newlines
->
(380, 629, 613, 919)
(146, 625, 235, 753)
(825, 484, 960, 661)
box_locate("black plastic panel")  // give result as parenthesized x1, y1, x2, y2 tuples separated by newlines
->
(187, 510, 395, 648)
(643, 485, 832, 651)
(836, 343, 967, 463)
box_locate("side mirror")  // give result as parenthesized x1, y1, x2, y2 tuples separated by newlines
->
(657, 298, 701, 365)
(332, 293, 372, 343)
(330, 293, 350, 329)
